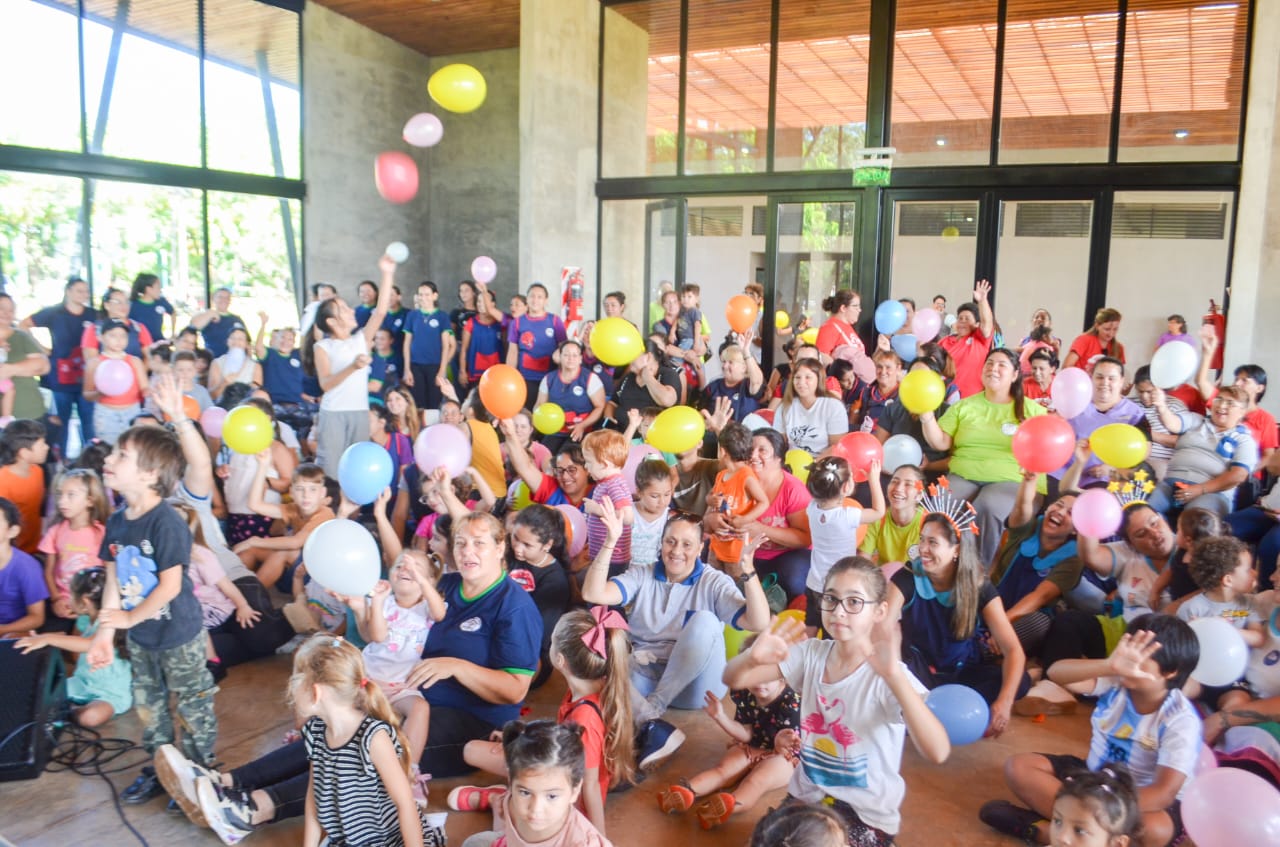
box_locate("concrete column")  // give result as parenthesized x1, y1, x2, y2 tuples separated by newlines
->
(1226, 0, 1280, 415)
(519, 0, 600, 301)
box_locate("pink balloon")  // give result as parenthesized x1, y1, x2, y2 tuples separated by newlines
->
(1071, 488, 1123, 539)
(1182, 767, 1280, 847)
(402, 112, 443, 147)
(94, 358, 134, 396)
(1050, 367, 1092, 419)
(414, 424, 471, 478)
(910, 308, 942, 343)
(375, 152, 419, 204)
(1193, 743, 1217, 778)
(555, 504, 587, 558)
(471, 256, 497, 284)
(200, 406, 228, 438)
(0, 378, 12, 394)
(623, 444, 663, 494)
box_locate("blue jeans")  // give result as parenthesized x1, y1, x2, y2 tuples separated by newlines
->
(1226, 506, 1280, 583)
(631, 610, 728, 722)
(1148, 477, 1234, 518)
(51, 388, 94, 455)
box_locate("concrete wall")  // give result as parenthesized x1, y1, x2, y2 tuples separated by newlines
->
(426, 49, 521, 305)
(302, 4, 433, 299)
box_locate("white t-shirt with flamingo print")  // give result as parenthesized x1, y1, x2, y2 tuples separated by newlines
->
(778, 639, 927, 836)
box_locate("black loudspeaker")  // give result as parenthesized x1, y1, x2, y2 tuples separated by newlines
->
(0, 640, 67, 782)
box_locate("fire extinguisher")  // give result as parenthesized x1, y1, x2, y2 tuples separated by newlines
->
(561, 266, 585, 338)
(1202, 299, 1225, 372)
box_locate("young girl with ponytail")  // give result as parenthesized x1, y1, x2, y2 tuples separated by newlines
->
(289, 635, 445, 847)
(453, 607, 637, 837)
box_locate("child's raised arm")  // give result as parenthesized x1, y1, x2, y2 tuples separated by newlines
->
(703, 690, 753, 744)
(859, 459, 886, 525)
(431, 466, 471, 521)
(246, 450, 285, 520)
(372, 488, 405, 565)
(723, 617, 804, 690)
(1007, 469, 1038, 529)
(867, 622, 950, 764)
(410, 565, 447, 623)
(1050, 629, 1162, 691)
(365, 580, 393, 644)
(468, 465, 496, 513)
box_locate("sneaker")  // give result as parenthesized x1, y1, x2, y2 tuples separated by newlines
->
(695, 793, 736, 830)
(410, 765, 431, 808)
(197, 779, 256, 845)
(979, 800, 1044, 841)
(275, 633, 308, 655)
(121, 766, 164, 804)
(636, 719, 685, 771)
(447, 785, 507, 812)
(658, 784, 695, 814)
(154, 744, 217, 827)
(1014, 680, 1078, 717)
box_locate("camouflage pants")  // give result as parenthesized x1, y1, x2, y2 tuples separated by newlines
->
(130, 630, 219, 765)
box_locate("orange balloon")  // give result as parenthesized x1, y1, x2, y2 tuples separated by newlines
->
(725, 294, 759, 334)
(478, 364, 527, 420)
(165, 395, 202, 423)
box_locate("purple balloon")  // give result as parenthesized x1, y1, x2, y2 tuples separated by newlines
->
(556, 504, 587, 557)
(1071, 488, 1122, 539)
(911, 308, 942, 343)
(471, 255, 497, 284)
(402, 112, 444, 147)
(623, 444, 663, 494)
(200, 406, 228, 438)
(1050, 367, 1092, 419)
(414, 423, 471, 478)
(1183, 767, 1280, 847)
(94, 358, 134, 396)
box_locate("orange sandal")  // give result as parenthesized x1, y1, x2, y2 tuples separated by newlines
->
(658, 784, 695, 814)
(696, 793, 736, 829)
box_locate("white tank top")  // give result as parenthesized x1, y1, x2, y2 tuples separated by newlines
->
(317, 334, 370, 411)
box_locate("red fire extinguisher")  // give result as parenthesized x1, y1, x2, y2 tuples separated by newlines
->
(1202, 299, 1225, 372)
(561, 266, 585, 338)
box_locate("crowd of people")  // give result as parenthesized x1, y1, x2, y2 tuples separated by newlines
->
(2, 259, 1279, 847)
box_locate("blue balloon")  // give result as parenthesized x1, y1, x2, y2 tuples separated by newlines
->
(874, 300, 907, 335)
(338, 442, 394, 505)
(925, 684, 990, 746)
(891, 333, 918, 363)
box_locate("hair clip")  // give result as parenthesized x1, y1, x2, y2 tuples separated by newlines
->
(920, 476, 979, 537)
(331, 637, 342, 649)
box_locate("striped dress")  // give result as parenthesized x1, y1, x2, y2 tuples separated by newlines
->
(302, 716, 443, 847)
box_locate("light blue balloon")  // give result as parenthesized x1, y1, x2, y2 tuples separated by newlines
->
(882, 434, 923, 472)
(925, 684, 990, 746)
(874, 300, 908, 335)
(338, 441, 395, 505)
(891, 333, 918, 363)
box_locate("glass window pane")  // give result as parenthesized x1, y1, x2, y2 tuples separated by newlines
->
(82, 0, 201, 166)
(775, 2, 871, 171)
(602, 1, 681, 178)
(998, 2, 1118, 164)
(600, 199, 678, 330)
(1117, 1, 1246, 163)
(0, 171, 87, 319)
(684, 0, 770, 175)
(891, 3, 997, 166)
(775, 200, 856, 363)
(205, 0, 301, 178)
(89, 180, 205, 327)
(889, 200, 979, 317)
(0, 0, 82, 151)
(996, 200, 1092, 347)
(1106, 190, 1232, 356)
(207, 191, 302, 325)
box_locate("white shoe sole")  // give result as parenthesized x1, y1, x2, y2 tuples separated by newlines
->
(639, 727, 687, 771)
(153, 745, 207, 828)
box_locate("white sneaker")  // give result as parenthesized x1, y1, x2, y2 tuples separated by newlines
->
(1015, 679, 1078, 716)
(276, 633, 308, 654)
(154, 744, 216, 827)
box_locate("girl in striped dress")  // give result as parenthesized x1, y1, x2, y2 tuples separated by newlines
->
(292, 635, 445, 847)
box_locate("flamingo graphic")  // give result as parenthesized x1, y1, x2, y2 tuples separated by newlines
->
(829, 719, 858, 759)
(800, 712, 828, 735)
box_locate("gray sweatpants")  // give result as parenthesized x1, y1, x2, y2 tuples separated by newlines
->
(313, 408, 369, 478)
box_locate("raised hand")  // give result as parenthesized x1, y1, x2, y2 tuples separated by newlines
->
(1106, 630, 1161, 682)
(151, 373, 185, 421)
(378, 254, 396, 276)
(974, 279, 992, 302)
(703, 689, 727, 723)
(867, 619, 904, 680)
(750, 615, 806, 666)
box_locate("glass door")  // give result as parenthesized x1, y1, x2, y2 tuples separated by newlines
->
(771, 199, 859, 369)
(643, 199, 683, 336)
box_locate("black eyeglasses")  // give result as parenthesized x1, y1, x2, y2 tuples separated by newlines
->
(818, 593, 869, 615)
(664, 510, 704, 529)
(553, 464, 583, 477)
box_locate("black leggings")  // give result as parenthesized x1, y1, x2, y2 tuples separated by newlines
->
(1039, 609, 1108, 671)
(903, 645, 1032, 704)
(410, 362, 444, 410)
(209, 577, 295, 667)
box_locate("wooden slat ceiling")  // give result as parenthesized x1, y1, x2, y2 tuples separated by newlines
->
(309, 0, 521, 57)
(615, 0, 1247, 151)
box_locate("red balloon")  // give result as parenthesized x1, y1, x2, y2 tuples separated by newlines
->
(1011, 415, 1075, 474)
(835, 432, 883, 483)
(375, 152, 419, 204)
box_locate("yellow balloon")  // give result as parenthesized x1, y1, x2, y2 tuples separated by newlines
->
(508, 480, 533, 510)
(799, 327, 818, 345)
(775, 310, 790, 330)
(532, 403, 565, 435)
(777, 609, 806, 628)
(223, 405, 274, 454)
(899, 369, 946, 415)
(1090, 423, 1148, 469)
(427, 63, 487, 113)
(645, 406, 705, 454)
(724, 623, 753, 659)
(785, 448, 812, 482)
(590, 317, 644, 367)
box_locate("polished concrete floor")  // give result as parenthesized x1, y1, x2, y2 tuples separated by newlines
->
(0, 653, 1094, 847)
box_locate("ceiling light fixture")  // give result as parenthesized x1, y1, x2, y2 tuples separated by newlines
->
(1174, 129, 1190, 139)
(935, 137, 947, 146)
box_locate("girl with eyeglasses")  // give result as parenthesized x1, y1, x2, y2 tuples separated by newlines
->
(724, 557, 949, 847)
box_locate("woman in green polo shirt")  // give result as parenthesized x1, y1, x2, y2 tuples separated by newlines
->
(0, 294, 51, 421)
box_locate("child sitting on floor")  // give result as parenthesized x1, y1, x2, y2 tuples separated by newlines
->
(234, 459, 337, 591)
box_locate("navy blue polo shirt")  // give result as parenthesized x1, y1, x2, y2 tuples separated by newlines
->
(129, 297, 174, 341)
(404, 309, 451, 365)
(262, 348, 303, 404)
(201, 313, 247, 358)
(32, 304, 98, 391)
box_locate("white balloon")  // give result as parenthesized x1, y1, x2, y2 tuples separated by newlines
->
(1149, 340, 1199, 389)
(385, 241, 410, 264)
(882, 433, 924, 472)
(1189, 616, 1248, 687)
(301, 519, 380, 597)
(740, 413, 769, 431)
(402, 112, 443, 147)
